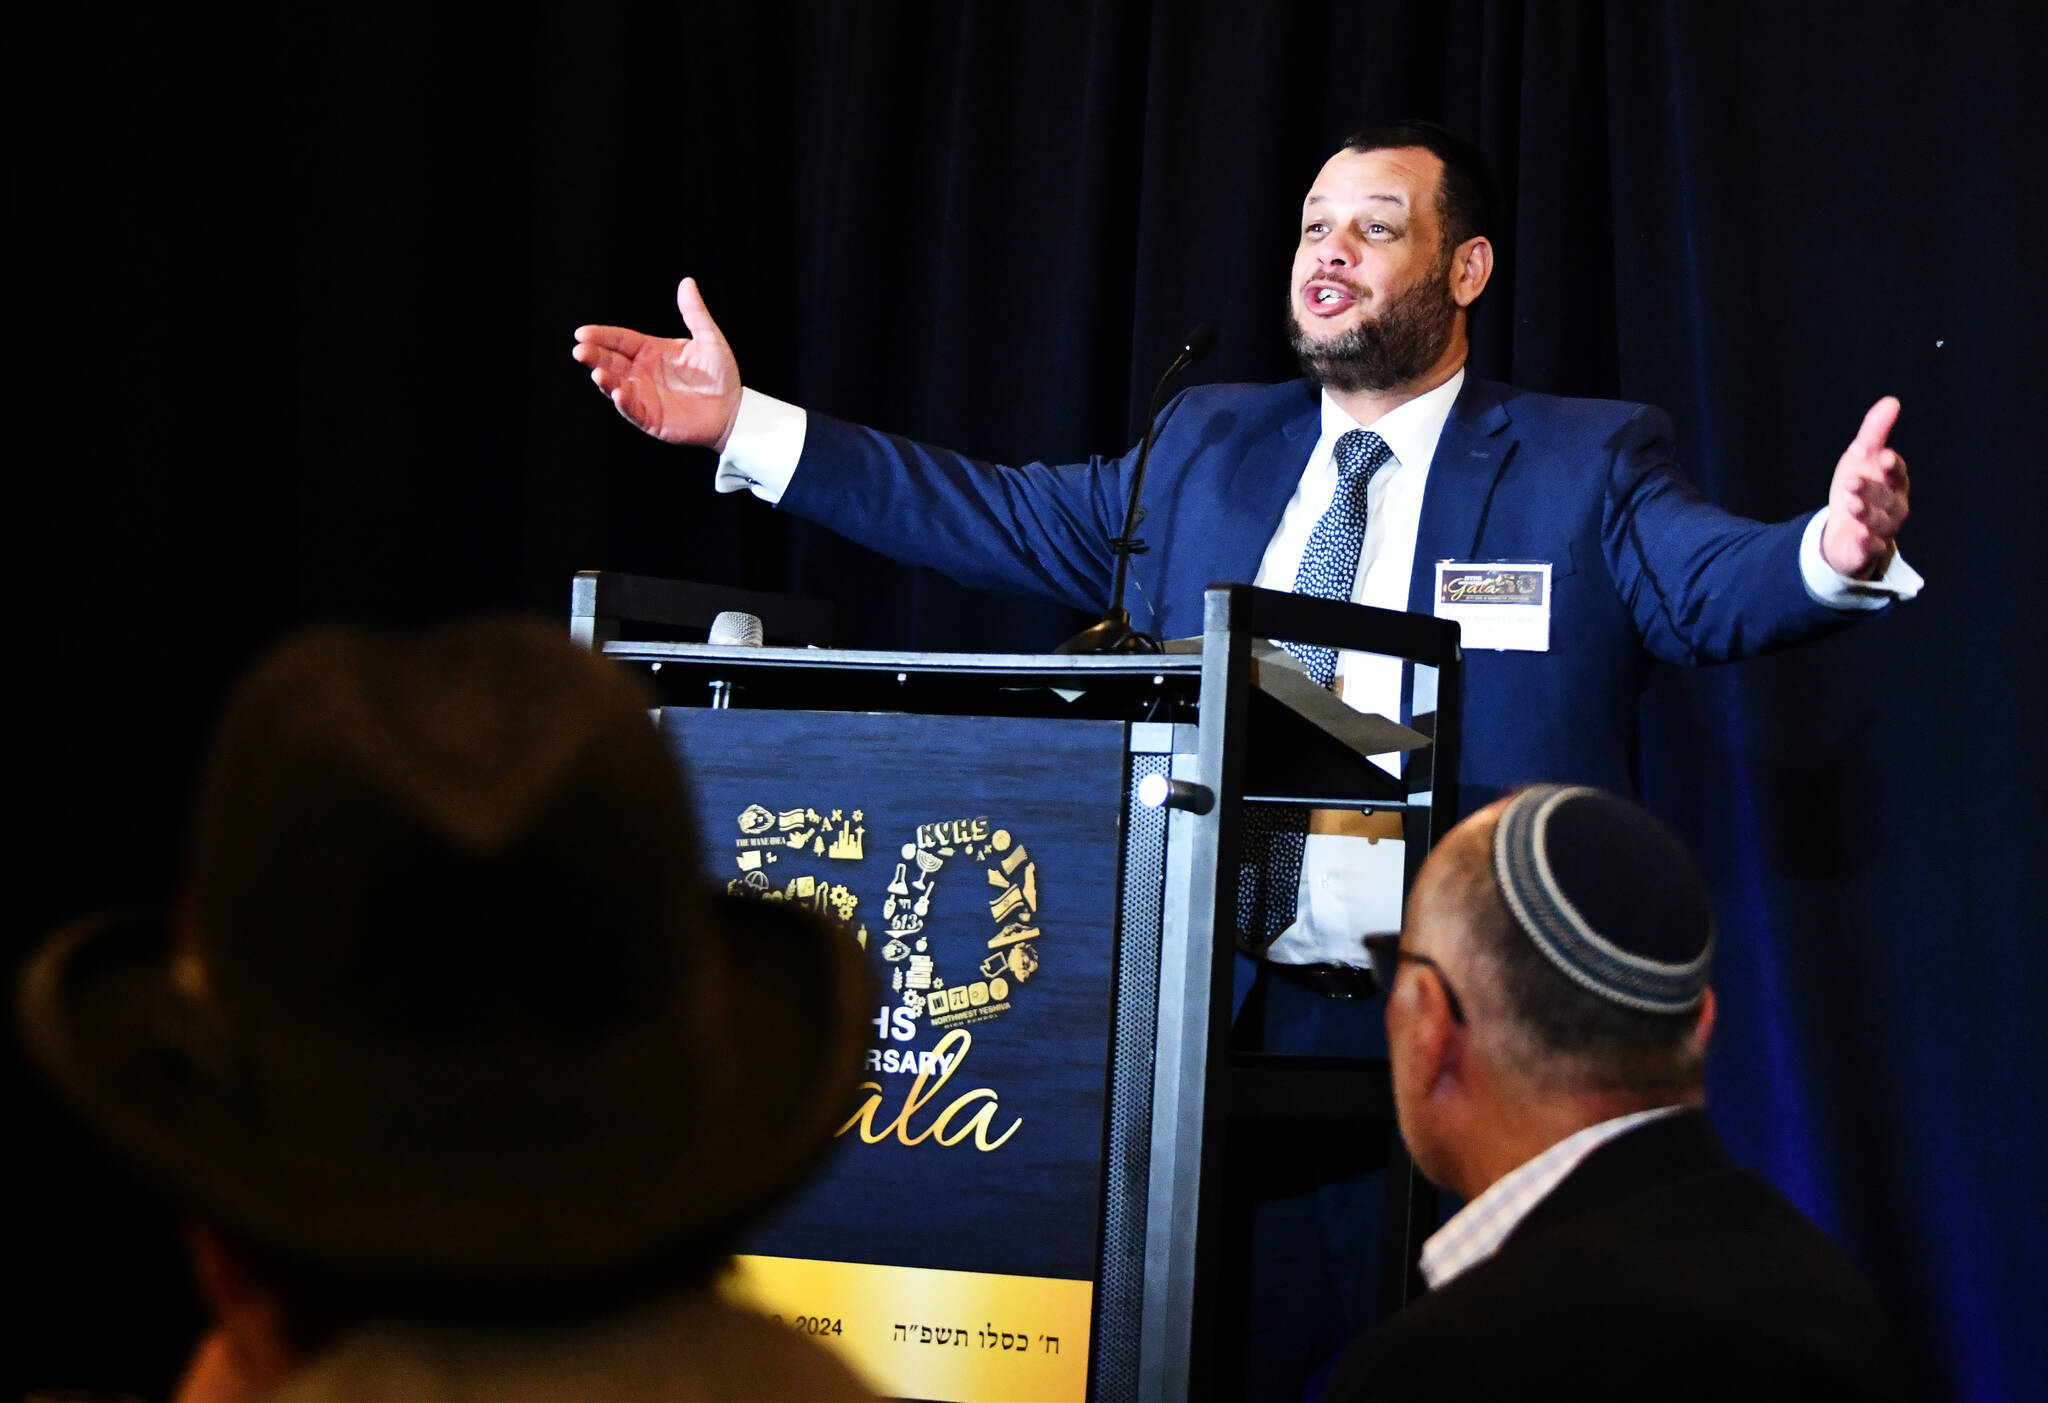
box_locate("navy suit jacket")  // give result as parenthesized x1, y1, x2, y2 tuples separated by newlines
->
(781, 375, 1861, 812)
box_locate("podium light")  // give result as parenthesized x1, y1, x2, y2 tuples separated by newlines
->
(1137, 773, 1214, 814)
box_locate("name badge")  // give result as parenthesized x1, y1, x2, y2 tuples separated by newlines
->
(1433, 561, 1552, 652)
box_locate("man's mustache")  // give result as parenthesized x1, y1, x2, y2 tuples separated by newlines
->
(1304, 275, 1368, 298)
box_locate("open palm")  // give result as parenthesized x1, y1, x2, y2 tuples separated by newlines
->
(1820, 396, 1911, 578)
(572, 277, 743, 451)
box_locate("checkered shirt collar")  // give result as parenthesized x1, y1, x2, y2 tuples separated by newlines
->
(1418, 1105, 1688, 1291)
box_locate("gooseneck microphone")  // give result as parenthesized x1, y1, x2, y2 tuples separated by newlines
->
(707, 610, 763, 708)
(1056, 322, 1219, 655)
(708, 610, 764, 647)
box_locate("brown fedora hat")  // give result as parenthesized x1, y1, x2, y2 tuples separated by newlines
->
(17, 618, 869, 1298)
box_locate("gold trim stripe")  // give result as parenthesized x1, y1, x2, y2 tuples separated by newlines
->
(721, 1254, 1094, 1402)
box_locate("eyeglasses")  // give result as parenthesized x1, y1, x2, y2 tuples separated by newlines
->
(1362, 933, 1467, 1026)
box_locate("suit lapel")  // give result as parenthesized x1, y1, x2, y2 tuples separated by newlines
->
(1210, 389, 1319, 586)
(1407, 375, 1518, 613)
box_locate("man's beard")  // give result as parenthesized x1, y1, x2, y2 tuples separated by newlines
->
(1288, 261, 1459, 393)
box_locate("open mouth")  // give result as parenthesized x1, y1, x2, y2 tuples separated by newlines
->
(1303, 281, 1361, 316)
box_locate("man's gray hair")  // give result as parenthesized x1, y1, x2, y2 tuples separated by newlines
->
(1445, 811, 1709, 1095)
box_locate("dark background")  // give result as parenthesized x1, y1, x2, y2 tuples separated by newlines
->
(8, 3, 2043, 1400)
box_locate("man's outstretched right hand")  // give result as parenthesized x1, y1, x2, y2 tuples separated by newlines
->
(572, 277, 744, 452)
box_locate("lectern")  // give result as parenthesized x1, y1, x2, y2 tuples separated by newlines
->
(575, 572, 1463, 1403)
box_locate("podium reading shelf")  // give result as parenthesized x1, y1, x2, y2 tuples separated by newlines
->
(576, 574, 1463, 1403)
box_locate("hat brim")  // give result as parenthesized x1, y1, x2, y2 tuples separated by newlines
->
(17, 895, 872, 1299)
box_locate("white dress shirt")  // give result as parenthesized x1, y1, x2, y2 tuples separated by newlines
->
(712, 375, 1921, 966)
(1248, 371, 1464, 964)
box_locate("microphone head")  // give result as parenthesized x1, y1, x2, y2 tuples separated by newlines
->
(1181, 323, 1219, 363)
(708, 611, 764, 647)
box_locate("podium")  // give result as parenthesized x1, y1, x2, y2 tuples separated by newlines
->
(576, 573, 1463, 1402)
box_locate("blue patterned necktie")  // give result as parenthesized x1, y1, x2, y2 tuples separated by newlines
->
(1237, 428, 1393, 954)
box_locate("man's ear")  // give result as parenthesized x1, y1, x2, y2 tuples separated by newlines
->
(1692, 987, 1718, 1054)
(181, 1223, 307, 1403)
(1408, 967, 1466, 1093)
(1449, 235, 1494, 308)
(187, 1220, 255, 1318)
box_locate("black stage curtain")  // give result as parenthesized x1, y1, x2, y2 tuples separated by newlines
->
(9, 4, 2043, 1400)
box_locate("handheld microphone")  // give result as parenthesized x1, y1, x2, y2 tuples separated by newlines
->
(1056, 323, 1218, 655)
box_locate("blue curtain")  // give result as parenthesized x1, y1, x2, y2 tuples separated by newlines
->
(10, 3, 2042, 1399)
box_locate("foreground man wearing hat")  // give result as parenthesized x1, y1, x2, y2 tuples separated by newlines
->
(17, 620, 876, 1402)
(1328, 785, 1906, 1402)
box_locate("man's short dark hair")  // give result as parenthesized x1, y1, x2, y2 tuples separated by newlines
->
(1339, 120, 1500, 255)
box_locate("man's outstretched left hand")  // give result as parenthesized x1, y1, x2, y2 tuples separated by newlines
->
(1821, 396, 1911, 579)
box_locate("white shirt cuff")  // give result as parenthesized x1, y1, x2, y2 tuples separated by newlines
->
(1798, 509, 1924, 610)
(713, 387, 808, 503)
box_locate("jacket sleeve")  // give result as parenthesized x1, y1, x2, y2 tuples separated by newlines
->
(775, 410, 1159, 615)
(1600, 404, 1861, 666)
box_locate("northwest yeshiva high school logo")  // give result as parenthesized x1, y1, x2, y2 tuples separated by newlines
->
(726, 805, 1045, 1038)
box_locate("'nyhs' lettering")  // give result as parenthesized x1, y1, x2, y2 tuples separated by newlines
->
(918, 817, 990, 848)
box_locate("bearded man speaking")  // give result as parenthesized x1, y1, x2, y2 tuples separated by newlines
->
(572, 119, 1919, 1392)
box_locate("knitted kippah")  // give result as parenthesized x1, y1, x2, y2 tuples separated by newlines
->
(1490, 785, 1714, 1015)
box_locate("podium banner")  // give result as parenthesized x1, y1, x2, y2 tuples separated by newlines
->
(662, 709, 1128, 1401)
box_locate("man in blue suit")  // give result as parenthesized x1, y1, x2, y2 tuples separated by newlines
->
(573, 123, 1915, 828)
(574, 120, 1918, 1394)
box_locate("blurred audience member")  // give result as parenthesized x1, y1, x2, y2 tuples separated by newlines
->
(17, 620, 874, 1401)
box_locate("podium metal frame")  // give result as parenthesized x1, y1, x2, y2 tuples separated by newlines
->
(577, 574, 1463, 1401)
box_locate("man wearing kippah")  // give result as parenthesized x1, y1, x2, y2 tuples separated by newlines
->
(1326, 785, 1907, 1402)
